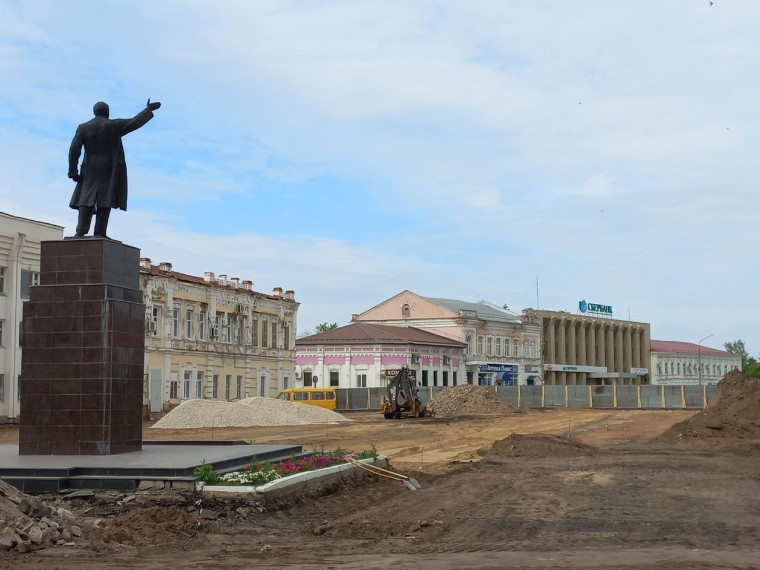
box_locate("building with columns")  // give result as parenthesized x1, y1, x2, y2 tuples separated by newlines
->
(139, 259, 299, 412)
(534, 309, 651, 385)
(0, 212, 64, 422)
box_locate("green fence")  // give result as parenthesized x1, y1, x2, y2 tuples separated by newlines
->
(336, 384, 718, 412)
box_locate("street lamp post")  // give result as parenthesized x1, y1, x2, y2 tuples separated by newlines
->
(698, 334, 714, 385)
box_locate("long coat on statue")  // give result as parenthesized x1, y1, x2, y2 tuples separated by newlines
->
(68, 108, 155, 211)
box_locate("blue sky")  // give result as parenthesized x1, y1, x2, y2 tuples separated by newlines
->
(2, 0, 759, 355)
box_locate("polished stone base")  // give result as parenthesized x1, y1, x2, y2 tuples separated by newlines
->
(19, 238, 145, 455)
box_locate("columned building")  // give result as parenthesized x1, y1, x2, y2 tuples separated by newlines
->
(534, 309, 651, 385)
(139, 259, 299, 412)
(0, 213, 63, 422)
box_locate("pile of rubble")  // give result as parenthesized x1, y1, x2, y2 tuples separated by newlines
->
(661, 370, 760, 441)
(0, 479, 85, 553)
(425, 384, 519, 417)
(151, 396, 350, 429)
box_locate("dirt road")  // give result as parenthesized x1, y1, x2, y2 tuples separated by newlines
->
(3, 408, 760, 569)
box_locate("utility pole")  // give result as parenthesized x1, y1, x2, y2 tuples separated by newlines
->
(698, 334, 714, 385)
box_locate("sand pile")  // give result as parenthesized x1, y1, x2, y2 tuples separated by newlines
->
(425, 385, 517, 417)
(151, 397, 351, 429)
(483, 433, 598, 461)
(660, 370, 760, 440)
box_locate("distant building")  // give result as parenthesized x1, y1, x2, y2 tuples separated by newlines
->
(650, 340, 740, 386)
(295, 322, 467, 388)
(534, 309, 651, 385)
(351, 290, 541, 385)
(139, 259, 299, 412)
(0, 212, 63, 421)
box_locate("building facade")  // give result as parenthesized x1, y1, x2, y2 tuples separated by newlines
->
(650, 340, 740, 385)
(140, 260, 299, 412)
(295, 322, 467, 388)
(534, 309, 651, 385)
(352, 291, 541, 385)
(0, 213, 64, 421)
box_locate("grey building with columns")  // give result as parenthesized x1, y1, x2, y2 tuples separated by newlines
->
(533, 309, 651, 386)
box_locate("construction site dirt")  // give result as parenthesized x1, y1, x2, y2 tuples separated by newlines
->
(2, 404, 760, 570)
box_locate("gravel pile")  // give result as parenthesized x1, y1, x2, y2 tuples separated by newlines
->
(426, 384, 517, 417)
(150, 397, 351, 429)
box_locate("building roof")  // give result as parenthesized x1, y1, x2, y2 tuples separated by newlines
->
(423, 297, 520, 323)
(297, 322, 467, 348)
(651, 340, 738, 357)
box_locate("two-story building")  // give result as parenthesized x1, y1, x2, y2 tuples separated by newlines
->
(351, 290, 541, 385)
(0, 212, 63, 422)
(650, 340, 740, 385)
(139, 259, 299, 412)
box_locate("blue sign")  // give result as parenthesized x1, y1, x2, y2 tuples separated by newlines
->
(479, 364, 518, 373)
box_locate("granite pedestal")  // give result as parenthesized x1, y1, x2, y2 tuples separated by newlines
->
(19, 238, 145, 455)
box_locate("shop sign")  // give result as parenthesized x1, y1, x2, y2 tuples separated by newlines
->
(479, 363, 518, 373)
(579, 300, 613, 316)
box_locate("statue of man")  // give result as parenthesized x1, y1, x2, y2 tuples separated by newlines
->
(68, 99, 161, 238)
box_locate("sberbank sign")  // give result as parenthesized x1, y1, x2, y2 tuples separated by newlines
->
(579, 300, 613, 316)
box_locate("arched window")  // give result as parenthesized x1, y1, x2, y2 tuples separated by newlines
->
(401, 303, 411, 318)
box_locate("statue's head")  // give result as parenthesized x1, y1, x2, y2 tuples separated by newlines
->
(93, 102, 110, 118)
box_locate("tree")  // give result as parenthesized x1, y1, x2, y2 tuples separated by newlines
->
(315, 322, 339, 333)
(724, 339, 749, 367)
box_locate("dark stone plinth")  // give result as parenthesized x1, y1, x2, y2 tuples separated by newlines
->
(19, 239, 145, 455)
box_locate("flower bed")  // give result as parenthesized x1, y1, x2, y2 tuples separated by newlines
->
(193, 447, 379, 487)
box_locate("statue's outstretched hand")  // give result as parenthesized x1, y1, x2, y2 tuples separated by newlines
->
(147, 98, 162, 111)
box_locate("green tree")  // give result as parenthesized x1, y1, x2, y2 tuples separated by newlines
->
(724, 339, 749, 367)
(315, 322, 339, 333)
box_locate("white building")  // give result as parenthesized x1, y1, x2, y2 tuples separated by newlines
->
(295, 322, 467, 388)
(0, 212, 64, 421)
(650, 340, 741, 385)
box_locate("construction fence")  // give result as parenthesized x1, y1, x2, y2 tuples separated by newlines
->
(336, 384, 719, 412)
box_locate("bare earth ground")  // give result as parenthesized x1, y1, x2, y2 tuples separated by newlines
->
(2, 407, 760, 569)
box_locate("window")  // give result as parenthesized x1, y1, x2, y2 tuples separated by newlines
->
(199, 310, 206, 340)
(357, 374, 367, 388)
(294, 392, 309, 401)
(0, 373, 4, 402)
(183, 371, 191, 399)
(513, 339, 519, 355)
(222, 315, 230, 343)
(401, 303, 411, 317)
(477, 336, 483, 355)
(495, 337, 501, 356)
(236, 375, 242, 399)
(151, 306, 161, 337)
(303, 370, 312, 386)
(237, 318, 244, 346)
(170, 377, 179, 399)
(421, 370, 428, 387)
(262, 319, 268, 348)
(505, 339, 511, 357)
(443, 371, 449, 386)
(433, 371, 438, 386)
(212, 375, 219, 399)
(453, 371, 458, 386)
(196, 371, 204, 398)
(329, 370, 339, 387)
(172, 306, 180, 338)
(0, 267, 5, 294)
(271, 320, 277, 349)
(252, 315, 259, 347)
(283, 323, 290, 350)
(466, 335, 473, 354)
(214, 312, 222, 341)
(0, 320, 3, 347)
(225, 375, 231, 399)
(486, 337, 492, 355)
(186, 307, 194, 340)
(20, 270, 39, 299)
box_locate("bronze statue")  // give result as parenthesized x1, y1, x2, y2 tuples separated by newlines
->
(68, 99, 161, 238)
